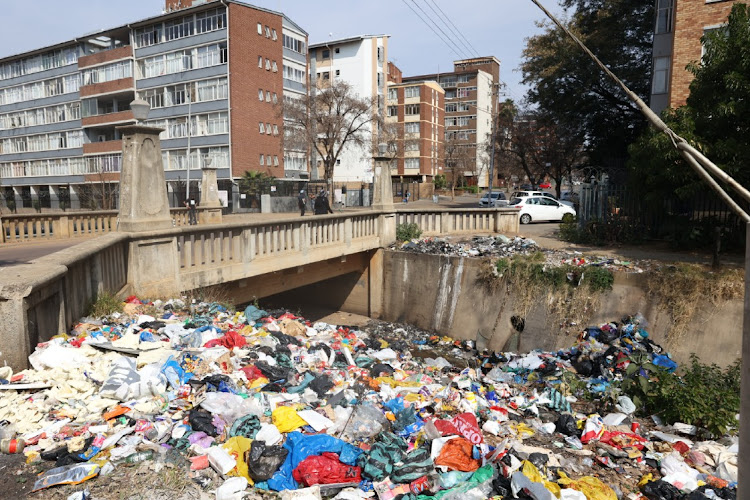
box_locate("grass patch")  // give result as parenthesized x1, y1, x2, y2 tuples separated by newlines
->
(88, 291, 123, 317)
(183, 285, 236, 313)
(647, 263, 743, 342)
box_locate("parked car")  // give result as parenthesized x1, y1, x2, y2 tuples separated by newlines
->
(509, 196, 576, 224)
(560, 190, 579, 203)
(539, 192, 575, 208)
(519, 183, 534, 190)
(479, 191, 508, 207)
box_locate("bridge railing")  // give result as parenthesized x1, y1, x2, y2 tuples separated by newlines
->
(396, 207, 519, 235)
(0, 208, 212, 244)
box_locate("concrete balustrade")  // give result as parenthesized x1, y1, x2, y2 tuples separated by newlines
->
(396, 207, 519, 236)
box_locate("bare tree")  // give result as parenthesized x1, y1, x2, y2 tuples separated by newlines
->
(444, 132, 475, 199)
(283, 80, 377, 184)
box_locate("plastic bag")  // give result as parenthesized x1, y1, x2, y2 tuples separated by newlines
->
(267, 432, 364, 491)
(390, 447, 433, 483)
(293, 452, 362, 486)
(189, 409, 217, 436)
(100, 357, 140, 400)
(342, 404, 387, 440)
(435, 437, 480, 472)
(204, 330, 247, 349)
(652, 354, 678, 373)
(580, 415, 604, 443)
(202, 393, 263, 424)
(216, 477, 248, 500)
(358, 432, 407, 481)
(272, 406, 308, 433)
(222, 436, 253, 481)
(245, 304, 267, 323)
(451, 412, 483, 445)
(247, 440, 289, 482)
(640, 479, 682, 500)
(557, 471, 617, 500)
(230, 415, 261, 439)
(33, 462, 100, 492)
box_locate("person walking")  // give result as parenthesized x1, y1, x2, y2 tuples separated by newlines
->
(185, 199, 197, 225)
(298, 190, 306, 216)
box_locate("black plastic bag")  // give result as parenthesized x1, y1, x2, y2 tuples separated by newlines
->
(370, 363, 395, 377)
(641, 479, 682, 500)
(573, 358, 593, 376)
(270, 331, 301, 346)
(528, 452, 548, 469)
(255, 361, 291, 382)
(246, 441, 288, 482)
(309, 374, 334, 397)
(556, 413, 578, 436)
(189, 409, 217, 436)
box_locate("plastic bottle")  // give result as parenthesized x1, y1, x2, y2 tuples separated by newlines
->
(114, 450, 154, 465)
(1, 438, 25, 454)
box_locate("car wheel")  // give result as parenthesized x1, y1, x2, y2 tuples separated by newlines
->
(520, 214, 532, 224)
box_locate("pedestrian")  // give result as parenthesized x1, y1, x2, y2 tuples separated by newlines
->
(185, 199, 197, 225)
(297, 190, 306, 216)
(315, 189, 333, 214)
(406, 191, 411, 203)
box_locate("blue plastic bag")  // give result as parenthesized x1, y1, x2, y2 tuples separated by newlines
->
(267, 432, 364, 491)
(161, 356, 193, 390)
(244, 305, 268, 323)
(652, 354, 677, 373)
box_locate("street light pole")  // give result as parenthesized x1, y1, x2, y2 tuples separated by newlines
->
(185, 90, 193, 201)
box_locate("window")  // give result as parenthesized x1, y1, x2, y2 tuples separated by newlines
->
(652, 56, 670, 94)
(282, 34, 306, 54)
(335, 48, 340, 54)
(258, 56, 263, 68)
(258, 23, 263, 35)
(265, 91, 271, 102)
(260, 154, 265, 165)
(274, 156, 279, 166)
(322, 71, 330, 80)
(266, 155, 272, 165)
(272, 61, 278, 72)
(655, 0, 674, 35)
(273, 125, 279, 135)
(457, 87, 476, 98)
(272, 93, 278, 104)
(164, 16, 194, 42)
(404, 86, 419, 98)
(196, 8, 226, 34)
(266, 59, 271, 70)
(259, 89, 264, 101)
(388, 88, 397, 100)
(322, 49, 330, 59)
(405, 142, 419, 151)
(272, 29, 278, 41)
(405, 104, 420, 115)
(259, 122, 265, 134)
(405, 122, 419, 134)
(266, 123, 272, 135)
(405, 158, 419, 170)
(445, 89, 457, 99)
(335, 69, 340, 76)
(264, 26, 271, 38)
(445, 103, 457, 113)
(387, 106, 398, 117)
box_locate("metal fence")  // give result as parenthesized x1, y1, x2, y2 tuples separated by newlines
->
(577, 182, 746, 244)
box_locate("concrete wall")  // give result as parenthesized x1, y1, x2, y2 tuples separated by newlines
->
(378, 251, 742, 367)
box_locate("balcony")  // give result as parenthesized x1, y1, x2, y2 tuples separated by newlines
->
(78, 46, 133, 69)
(82, 110, 135, 128)
(80, 78, 135, 97)
(83, 140, 123, 155)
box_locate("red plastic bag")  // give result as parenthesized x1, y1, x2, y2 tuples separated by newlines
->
(292, 452, 362, 486)
(435, 437, 480, 472)
(452, 412, 484, 444)
(434, 419, 460, 436)
(599, 430, 648, 450)
(241, 365, 266, 381)
(204, 330, 247, 349)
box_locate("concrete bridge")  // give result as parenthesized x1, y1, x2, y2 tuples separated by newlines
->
(0, 207, 518, 370)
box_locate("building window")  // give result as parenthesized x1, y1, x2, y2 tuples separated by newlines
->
(387, 106, 398, 117)
(259, 122, 265, 134)
(266, 123, 272, 135)
(260, 154, 264, 165)
(272, 61, 278, 72)
(265, 59, 271, 70)
(258, 56, 263, 68)
(272, 93, 278, 104)
(405, 122, 419, 134)
(322, 49, 330, 59)
(652, 56, 670, 94)
(266, 155, 272, 165)
(258, 89, 264, 101)
(266, 91, 271, 102)
(457, 87, 476, 98)
(335, 69, 340, 76)
(405, 104, 420, 115)
(335, 48, 340, 54)
(445, 103, 457, 112)
(404, 86, 420, 98)
(265, 26, 271, 38)
(405, 142, 419, 152)
(405, 158, 419, 170)
(655, 0, 674, 35)
(388, 88, 397, 100)
(272, 29, 278, 40)
(273, 125, 279, 135)
(274, 156, 279, 166)
(257, 23, 263, 35)
(322, 71, 330, 80)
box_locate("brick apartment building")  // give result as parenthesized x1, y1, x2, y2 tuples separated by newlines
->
(650, 0, 748, 114)
(385, 80, 444, 182)
(401, 57, 500, 188)
(0, 0, 307, 211)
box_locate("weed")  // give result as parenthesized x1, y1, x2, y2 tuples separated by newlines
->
(183, 285, 236, 313)
(88, 291, 123, 317)
(396, 222, 422, 241)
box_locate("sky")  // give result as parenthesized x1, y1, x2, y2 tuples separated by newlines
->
(0, 0, 564, 100)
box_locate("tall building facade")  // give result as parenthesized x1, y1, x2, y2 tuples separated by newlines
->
(385, 81, 444, 181)
(308, 35, 389, 183)
(0, 0, 307, 211)
(402, 57, 500, 188)
(650, 0, 747, 114)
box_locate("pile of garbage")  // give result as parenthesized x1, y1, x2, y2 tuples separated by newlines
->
(393, 235, 540, 258)
(0, 298, 739, 499)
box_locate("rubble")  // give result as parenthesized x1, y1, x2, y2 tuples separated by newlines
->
(0, 297, 738, 499)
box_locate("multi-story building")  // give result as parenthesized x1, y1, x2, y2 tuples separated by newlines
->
(402, 56, 500, 188)
(384, 81, 444, 182)
(308, 35, 389, 183)
(649, 0, 747, 114)
(0, 0, 307, 211)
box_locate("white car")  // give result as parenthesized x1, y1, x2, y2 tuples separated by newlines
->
(509, 196, 576, 224)
(479, 192, 508, 207)
(512, 191, 574, 208)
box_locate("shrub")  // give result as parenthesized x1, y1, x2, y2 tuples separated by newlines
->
(396, 222, 422, 241)
(433, 174, 447, 190)
(89, 291, 123, 317)
(558, 216, 645, 246)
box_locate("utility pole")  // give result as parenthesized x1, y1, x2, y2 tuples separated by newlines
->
(486, 83, 501, 207)
(185, 89, 193, 201)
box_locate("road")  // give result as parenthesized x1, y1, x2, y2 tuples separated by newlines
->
(0, 238, 91, 268)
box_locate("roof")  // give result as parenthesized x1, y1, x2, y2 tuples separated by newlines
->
(309, 34, 389, 49)
(0, 0, 306, 65)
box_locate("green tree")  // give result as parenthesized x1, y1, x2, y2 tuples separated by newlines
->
(628, 4, 750, 200)
(521, 0, 653, 176)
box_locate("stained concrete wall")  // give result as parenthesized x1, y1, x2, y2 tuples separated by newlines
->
(378, 250, 742, 367)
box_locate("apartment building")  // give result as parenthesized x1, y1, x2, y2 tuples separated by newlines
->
(308, 35, 389, 183)
(650, 0, 747, 114)
(384, 81, 444, 181)
(0, 0, 307, 211)
(402, 57, 500, 188)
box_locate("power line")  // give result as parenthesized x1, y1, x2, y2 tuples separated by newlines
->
(410, 0, 471, 58)
(423, 0, 480, 57)
(401, 0, 470, 59)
